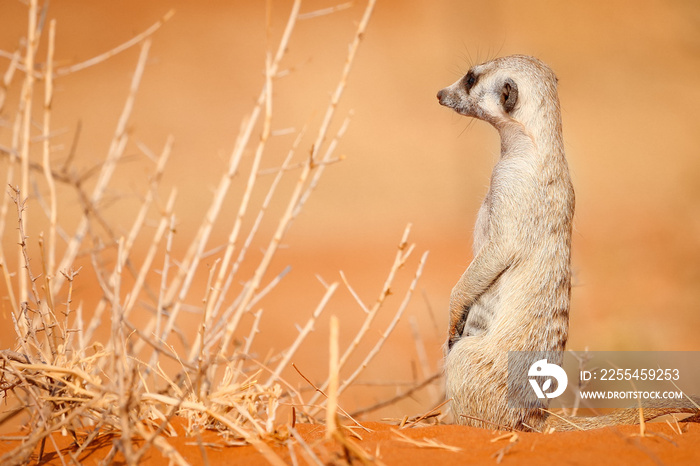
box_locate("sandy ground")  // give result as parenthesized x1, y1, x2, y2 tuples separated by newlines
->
(1, 0, 700, 463)
(1, 419, 699, 465)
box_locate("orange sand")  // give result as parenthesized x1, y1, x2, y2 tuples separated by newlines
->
(2, 419, 699, 465)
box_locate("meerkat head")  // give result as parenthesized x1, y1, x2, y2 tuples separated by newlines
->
(437, 55, 559, 131)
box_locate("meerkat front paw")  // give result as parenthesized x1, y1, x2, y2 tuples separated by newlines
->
(447, 305, 470, 350)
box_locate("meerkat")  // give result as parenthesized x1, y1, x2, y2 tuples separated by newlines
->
(437, 55, 699, 431)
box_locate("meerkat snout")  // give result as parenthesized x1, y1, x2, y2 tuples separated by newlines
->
(436, 86, 457, 109)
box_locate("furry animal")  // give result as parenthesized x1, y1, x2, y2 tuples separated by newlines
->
(438, 55, 699, 431)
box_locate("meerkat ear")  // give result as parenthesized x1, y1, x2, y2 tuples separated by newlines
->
(501, 78, 518, 113)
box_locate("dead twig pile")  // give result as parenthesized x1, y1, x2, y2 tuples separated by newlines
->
(0, 1, 437, 464)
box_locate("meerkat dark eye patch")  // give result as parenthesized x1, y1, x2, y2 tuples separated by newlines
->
(501, 78, 518, 113)
(463, 70, 478, 93)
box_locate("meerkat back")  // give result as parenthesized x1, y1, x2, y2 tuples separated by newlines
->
(437, 55, 575, 430)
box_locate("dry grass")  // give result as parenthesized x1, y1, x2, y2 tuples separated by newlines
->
(0, 1, 437, 464)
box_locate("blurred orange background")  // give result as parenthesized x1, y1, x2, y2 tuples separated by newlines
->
(1, 0, 699, 419)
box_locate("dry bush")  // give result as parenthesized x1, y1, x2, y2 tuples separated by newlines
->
(0, 1, 435, 464)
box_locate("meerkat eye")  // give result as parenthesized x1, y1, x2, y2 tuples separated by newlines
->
(464, 71, 478, 92)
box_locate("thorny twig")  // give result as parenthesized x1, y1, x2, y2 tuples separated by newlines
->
(0, 2, 440, 463)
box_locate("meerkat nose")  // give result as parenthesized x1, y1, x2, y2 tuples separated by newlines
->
(437, 89, 445, 102)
